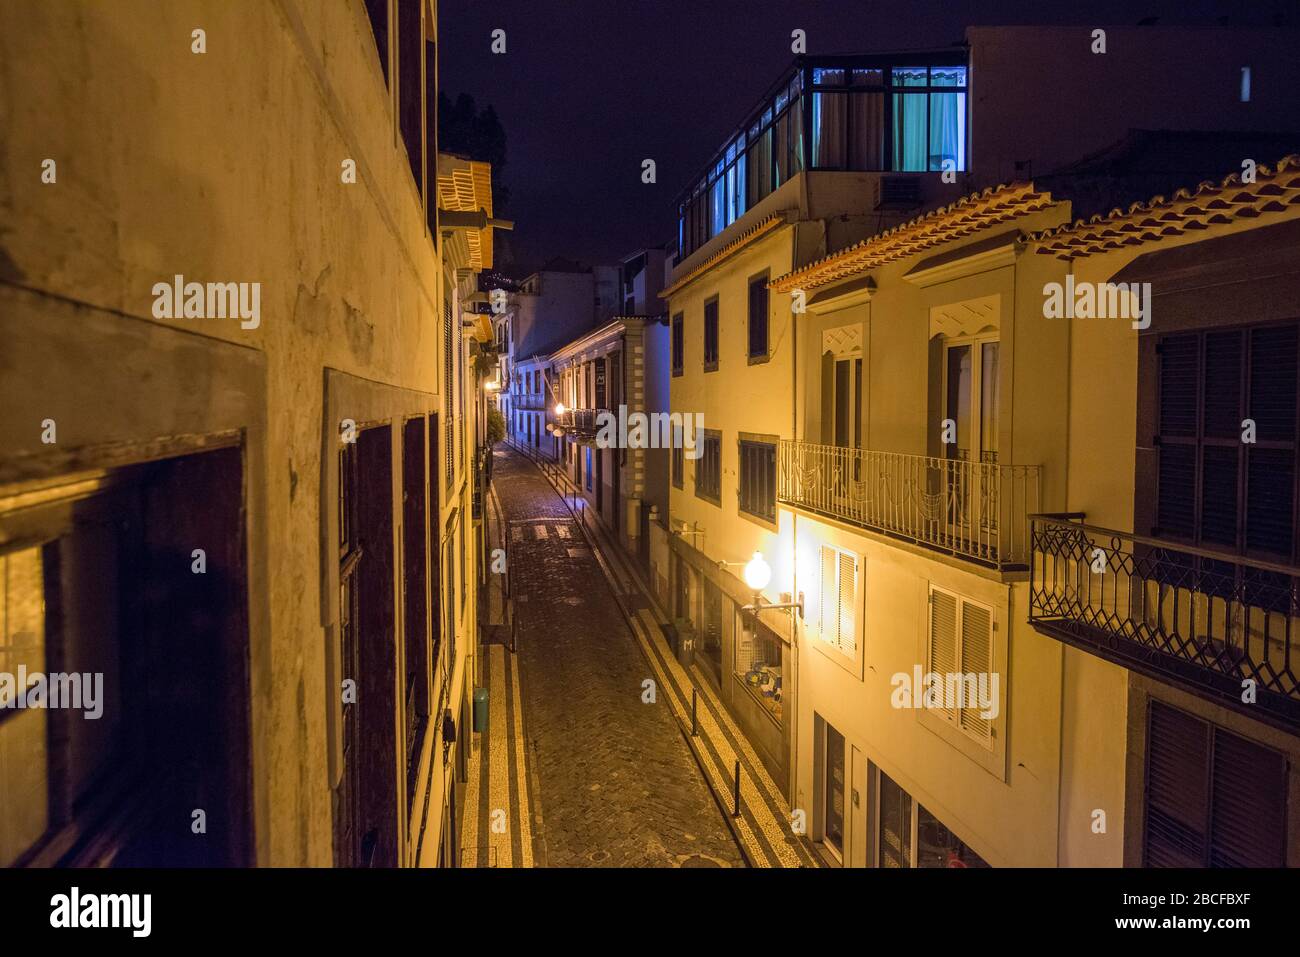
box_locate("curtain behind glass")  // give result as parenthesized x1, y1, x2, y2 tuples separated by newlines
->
(892, 93, 928, 171)
(929, 92, 965, 171)
(789, 94, 804, 175)
(747, 131, 771, 207)
(813, 92, 846, 168)
(849, 92, 884, 170)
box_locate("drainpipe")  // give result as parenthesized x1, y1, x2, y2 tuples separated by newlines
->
(789, 221, 801, 809)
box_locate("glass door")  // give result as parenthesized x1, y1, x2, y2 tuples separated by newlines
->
(823, 723, 846, 860)
(941, 338, 999, 547)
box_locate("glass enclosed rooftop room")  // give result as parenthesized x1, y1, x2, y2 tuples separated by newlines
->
(676, 52, 969, 259)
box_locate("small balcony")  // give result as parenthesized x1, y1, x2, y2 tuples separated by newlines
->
(553, 408, 607, 443)
(777, 440, 1041, 570)
(514, 394, 547, 411)
(1028, 514, 1300, 731)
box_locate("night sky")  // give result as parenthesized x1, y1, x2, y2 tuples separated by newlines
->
(439, 0, 1291, 275)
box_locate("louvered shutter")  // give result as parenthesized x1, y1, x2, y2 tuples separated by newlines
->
(1246, 324, 1298, 559)
(958, 600, 992, 742)
(1156, 334, 1198, 538)
(837, 550, 857, 656)
(819, 546, 837, 647)
(1209, 727, 1287, 867)
(928, 587, 958, 722)
(1199, 445, 1239, 547)
(1202, 331, 1242, 437)
(1144, 702, 1209, 867)
(1159, 334, 1198, 436)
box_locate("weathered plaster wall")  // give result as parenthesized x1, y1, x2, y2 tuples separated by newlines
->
(0, 0, 447, 864)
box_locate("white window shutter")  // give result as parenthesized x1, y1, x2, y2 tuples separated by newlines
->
(959, 600, 993, 743)
(819, 545, 837, 647)
(928, 587, 958, 723)
(837, 550, 857, 657)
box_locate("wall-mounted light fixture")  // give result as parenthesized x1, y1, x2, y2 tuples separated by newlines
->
(739, 551, 803, 620)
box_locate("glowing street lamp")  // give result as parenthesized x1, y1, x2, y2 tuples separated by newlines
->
(554, 402, 567, 416)
(743, 551, 771, 591)
(740, 550, 803, 619)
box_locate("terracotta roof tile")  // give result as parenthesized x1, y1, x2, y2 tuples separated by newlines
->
(768, 182, 1054, 293)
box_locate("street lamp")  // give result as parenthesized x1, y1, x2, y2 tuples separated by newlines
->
(554, 402, 567, 416)
(743, 551, 771, 591)
(739, 550, 803, 619)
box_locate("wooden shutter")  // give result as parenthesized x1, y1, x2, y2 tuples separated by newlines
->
(1209, 726, 1287, 867)
(1246, 324, 1298, 559)
(928, 587, 958, 722)
(1144, 702, 1209, 867)
(958, 600, 992, 742)
(820, 545, 837, 647)
(1156, 334, 1197, 538)
(836, 550, 858, 656)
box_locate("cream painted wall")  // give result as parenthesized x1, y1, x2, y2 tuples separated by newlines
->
(668, 228, 800, 616)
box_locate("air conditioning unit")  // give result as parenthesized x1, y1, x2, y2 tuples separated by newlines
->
(876, 176, 922, 211)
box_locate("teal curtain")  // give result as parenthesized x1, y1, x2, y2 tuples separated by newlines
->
(892, 93, 927, 171)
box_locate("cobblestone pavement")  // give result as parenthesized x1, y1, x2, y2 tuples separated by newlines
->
(493, 448, 744, 868)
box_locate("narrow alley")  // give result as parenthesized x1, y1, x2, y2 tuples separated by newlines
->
(471, 448, 743, 867)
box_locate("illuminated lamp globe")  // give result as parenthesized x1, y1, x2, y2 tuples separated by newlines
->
(554, 402, 567, 416)
(743, 551, 772, 592)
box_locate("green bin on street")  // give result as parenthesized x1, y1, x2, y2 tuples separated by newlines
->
(473, 686, 488, 733)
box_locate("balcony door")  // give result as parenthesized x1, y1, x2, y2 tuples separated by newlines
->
(940, 337, 999, 547)
(822, 353, 862, 499)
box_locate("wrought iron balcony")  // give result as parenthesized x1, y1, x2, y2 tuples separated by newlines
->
(777, 440, 1040, 569)
(1029, 513, 1300, 731)
(513, 394, 547, 411)
(553, 408, 607, 440)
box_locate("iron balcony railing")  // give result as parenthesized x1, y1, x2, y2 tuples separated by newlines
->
(513, 393, 547, 411)
(554, 408, 607, 436)
(1028, 513, 1300, 730)
(777, 440, 1040, 569)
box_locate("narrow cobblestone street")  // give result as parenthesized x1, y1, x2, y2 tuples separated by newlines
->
(492, 448, 744, 867)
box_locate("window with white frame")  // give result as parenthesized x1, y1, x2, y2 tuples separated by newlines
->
(926, 584, 994, 746)
(817, 544, 859, 657)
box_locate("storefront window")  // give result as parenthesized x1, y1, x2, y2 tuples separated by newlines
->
(874, 767, 990, 868)
(917, 803, 988, 867)
(735, 614, 783, 721)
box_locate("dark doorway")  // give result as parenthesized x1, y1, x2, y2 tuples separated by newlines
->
(402, 417, 429, 811)
(335, 425, 399, 867)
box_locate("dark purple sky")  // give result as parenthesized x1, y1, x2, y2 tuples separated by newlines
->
(439, 0, 1289, 275)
